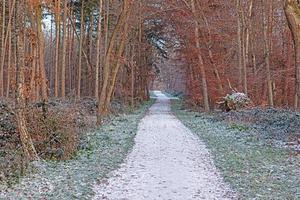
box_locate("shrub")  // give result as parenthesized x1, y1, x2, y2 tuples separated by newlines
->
(0, 100, 28, 184)
(1, 99, 97, 183)
(218, 92, 251, 112)
(26, 106, 78, 160)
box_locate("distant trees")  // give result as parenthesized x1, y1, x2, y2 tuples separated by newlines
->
(144, 0, 300, 110)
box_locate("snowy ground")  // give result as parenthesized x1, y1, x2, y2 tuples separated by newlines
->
(0, 102, 153, 200)
(93, 91, 235, 200)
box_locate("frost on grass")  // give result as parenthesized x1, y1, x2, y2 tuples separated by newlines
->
(172, 101, 300, 199)
(213, 107, 300, 151)
(0, 102, 152, 200)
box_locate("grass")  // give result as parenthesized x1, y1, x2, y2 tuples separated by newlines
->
(0, 100, 154, 200)
(172, 100, 300, 200)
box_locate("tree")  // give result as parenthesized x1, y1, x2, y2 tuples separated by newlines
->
(95, 0, 103, 100)
(285, 0, 300, 109)
(191, 0, 210, 111)
(77, 0, 85, 99)
(262, 0, 274, 106)
(97, 0, 136, 123)
(15, 0, 39, 161)
(61, 0, 68, 99)
(54, 0, 61, 98)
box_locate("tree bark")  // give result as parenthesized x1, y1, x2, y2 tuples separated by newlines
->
(77, 0, 85, 99)
(285, 0, 300, 109)
(191, 0, 210, 112)
(61, 0, 68, 99)
(95, 0, 103, 99)
(54, 0, 61, 98)
(15, 0, 39, 161)
(36, 3, 48, 101)
(97, 0, 130, 124)
(1, 0, 16, 97)
(198, 3, 224, 95)
(105, 5, 132, 106)
(262, 0, 274, 106)
(0, 0, 6, 97)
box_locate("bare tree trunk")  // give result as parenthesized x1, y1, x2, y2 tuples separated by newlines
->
(36, 4, 48, 101)
(0, 0, 6, 97)
(191, 0, 210, 111)
(198, 4, 224, 95)
(16, 0, 39, 161)
(105, 6, 132, 106)
(131, 54, 135, 107)
(95, 0, 103, 99)
(54, 0, 61, 98)
(241, 4, 247, 95)
(1, 0, 16, 97)
(6, 12, 11, 98)
(30, 43, 37, 101)
(68, 7, 73, 95)
(236, 0, 243, 88)
(104, 0, 110, 55)
(77, 0, 85, 99)
(243, 0, 254, 95)
(284, 30, 292, 105)
(88, 14, 94, 96)
(285, 0, 300, 109)
(262, 0, 274, 106)
(61, 0, 68, 99)
(97, 0, 131, 123)
(49, 14, 54, 93)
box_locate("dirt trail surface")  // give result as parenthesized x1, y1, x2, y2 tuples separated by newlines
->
(94, 91, 236, 200)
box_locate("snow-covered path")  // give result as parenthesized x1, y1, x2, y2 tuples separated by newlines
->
(93, 91, 235, 200)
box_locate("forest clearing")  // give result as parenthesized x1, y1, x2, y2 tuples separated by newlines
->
(0, 0, 300, 199)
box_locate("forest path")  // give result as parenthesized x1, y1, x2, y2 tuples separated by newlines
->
(93, 91, 235, 200)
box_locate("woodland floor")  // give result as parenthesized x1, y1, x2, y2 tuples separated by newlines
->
(173, 100, 300, 199)
(0, 101, 153, 200)
(1, 92, 299, 199)
(93, 91, 236, 200)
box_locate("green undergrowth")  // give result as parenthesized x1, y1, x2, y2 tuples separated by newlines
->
(172, 100, 300, 200)
(0, 100, 154, 200)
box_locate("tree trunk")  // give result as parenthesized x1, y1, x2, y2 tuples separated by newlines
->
(285, 0, 300, 109)
(61, 0, 68, 99)
(6, 11, 11, 98)
(198, 4, 224, 95)
(104, 0, 110, 55)
(95, 0, 103, 99)
(54, 0, 61, 98)
(36, 3, 48, 101)
(0, 0, 6, 97)
(97, 0, 129, 124)
(242, 0, 254, 95)
(105, 8, 131, 107)
(68, 7, 73, 95)
(16, 0, 39, 161)
(191, 0, 210, 112)
(77, 0, 85, 99)
(131, 54, 135, 107)
(262, 0, 274, 106)
(236, 0, 243, 88)
(30, 43, 37, 101)
(1, 0, 16, 97)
